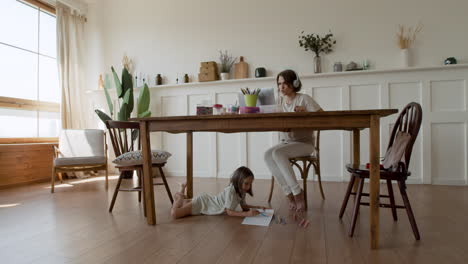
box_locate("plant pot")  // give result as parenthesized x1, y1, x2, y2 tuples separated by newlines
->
(400, 49, 411, 67)
(220, 72, 230, 80)
(314, 56, 322, 73)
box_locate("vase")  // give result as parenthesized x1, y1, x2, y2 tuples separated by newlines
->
(314, 56, 322, 73)
(400, 49, 411, 67)
(220, 72, 229, 80)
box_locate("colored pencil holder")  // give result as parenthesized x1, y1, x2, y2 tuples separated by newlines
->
(244, 94, 258, 107)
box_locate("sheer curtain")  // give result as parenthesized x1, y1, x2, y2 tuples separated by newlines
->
(56, 1, 86, 129)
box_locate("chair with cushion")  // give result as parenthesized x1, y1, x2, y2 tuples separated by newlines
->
(268, 130, 325, 209)
(106, 120, 173, 213)
(339, 102, 422, 240)
(51, 129, 108, 193)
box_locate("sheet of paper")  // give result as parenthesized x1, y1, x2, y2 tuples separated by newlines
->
(241, 209, 274, 227)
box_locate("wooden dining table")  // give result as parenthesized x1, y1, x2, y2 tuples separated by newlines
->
(132, 109, 397, 249)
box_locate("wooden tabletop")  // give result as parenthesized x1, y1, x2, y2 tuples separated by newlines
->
(131, 109, 398, 122)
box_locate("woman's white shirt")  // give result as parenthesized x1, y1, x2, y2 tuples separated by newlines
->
(279, 93, 322, 143)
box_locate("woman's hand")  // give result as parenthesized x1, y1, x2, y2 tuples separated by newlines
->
(256, 206, 270, 210)
(294, 106, 307, 112)
(245, 209, 260, 217)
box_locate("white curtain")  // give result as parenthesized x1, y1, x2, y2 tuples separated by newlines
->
(56, 1, 86, 129)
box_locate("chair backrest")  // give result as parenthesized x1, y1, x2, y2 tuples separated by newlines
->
(386, 102, 423, 171)
(105, 120, 140, 157)
(59, 129, 105, 157)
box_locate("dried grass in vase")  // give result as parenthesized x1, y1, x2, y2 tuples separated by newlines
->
(396, 23, 423, 49)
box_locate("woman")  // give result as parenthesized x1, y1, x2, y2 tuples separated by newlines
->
(264, 69, 322, 212)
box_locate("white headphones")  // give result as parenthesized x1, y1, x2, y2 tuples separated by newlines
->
(292, 70, 301, 88)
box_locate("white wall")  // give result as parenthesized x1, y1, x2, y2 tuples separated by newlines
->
(83, 0, 468, 91)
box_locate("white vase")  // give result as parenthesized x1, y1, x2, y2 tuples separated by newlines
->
(220, 73, 229, 80)
(400, 49, 411, 67)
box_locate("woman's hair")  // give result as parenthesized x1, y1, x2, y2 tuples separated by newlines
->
(230, 166, 254, 197)
(277, 69, 302, 92)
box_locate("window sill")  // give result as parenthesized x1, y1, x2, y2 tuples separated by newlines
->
(0, 137, 58, 144)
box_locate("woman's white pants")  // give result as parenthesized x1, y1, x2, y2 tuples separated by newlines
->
(264, 141, 315, 196)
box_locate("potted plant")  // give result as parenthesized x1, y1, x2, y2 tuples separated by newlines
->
(95, 55, 151, 136)
(298, 31, 336, 73)
(95, 56, 152, 179)
(218, 50, 236, 80)
(396, 23, 422, 67)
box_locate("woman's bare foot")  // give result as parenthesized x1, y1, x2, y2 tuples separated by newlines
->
(294, 190, 306, 212)
(287, 193, 297, 211)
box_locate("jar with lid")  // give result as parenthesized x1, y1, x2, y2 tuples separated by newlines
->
(213, 104, 223, 115)
(333, 62, 343, 72)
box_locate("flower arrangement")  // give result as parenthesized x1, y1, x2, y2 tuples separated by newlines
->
(396, 23, 423, 49)
(218, 50, 237, 73)
(298, 31, 336, 57)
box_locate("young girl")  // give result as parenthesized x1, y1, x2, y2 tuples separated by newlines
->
(171, 166, 267, 219)
(264, 69, 323, 212)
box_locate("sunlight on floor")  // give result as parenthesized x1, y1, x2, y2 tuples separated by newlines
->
(0, 203, 20, 208)
(43, 176, 119, 189)
(45, 183, 74, 189)
(69, 175, 119, 184)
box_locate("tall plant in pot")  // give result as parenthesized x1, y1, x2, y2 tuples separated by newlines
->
(218, 50, 236, 80)
(95, 59, 151, 178)
(299, 31, 336, 73)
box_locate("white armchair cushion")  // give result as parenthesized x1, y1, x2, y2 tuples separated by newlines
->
(58, 129, 105, 158)
(113, 150, 171, 166)
(54, 156, 106, 167)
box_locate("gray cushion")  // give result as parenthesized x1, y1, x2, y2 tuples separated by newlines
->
(54, 156, 106, 167)
(113, 150, 171, 166)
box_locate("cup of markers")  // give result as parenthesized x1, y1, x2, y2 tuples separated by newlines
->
(241, 87, 260, 107)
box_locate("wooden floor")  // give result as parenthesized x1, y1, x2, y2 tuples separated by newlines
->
(1, 176, 468, 264)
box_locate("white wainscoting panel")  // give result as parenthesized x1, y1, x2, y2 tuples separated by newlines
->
(161, 95, 187, 176)
(350, 84, 381, 165)
(431, 123, 466, 185)
(189, 94, 213, 177)
(431, 80, 466, 112)
(87, 64, 468, 185)
(216, 92, 243, 178)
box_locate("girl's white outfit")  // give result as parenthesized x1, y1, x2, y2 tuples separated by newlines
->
(264, 93, 322, 195)
(191, 184, 245, 215)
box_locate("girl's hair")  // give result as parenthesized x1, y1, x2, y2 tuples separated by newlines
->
(230, 166, 254, 197)
(276, 69, 302, 92)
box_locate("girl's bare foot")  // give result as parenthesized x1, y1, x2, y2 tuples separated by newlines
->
(178, 182, 187, 194)
(172, 193, 184, 210)
(294, 190, 306, 212)
(287, 193, 297, 211)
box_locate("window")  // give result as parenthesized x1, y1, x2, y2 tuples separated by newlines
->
(0, 0, 60, 141)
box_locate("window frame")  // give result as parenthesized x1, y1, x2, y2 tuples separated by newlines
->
(0, 0, 59, 143)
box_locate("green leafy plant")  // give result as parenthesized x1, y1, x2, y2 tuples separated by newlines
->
(218, 50, 237, 73)
(298, 31, 336, 57)
(95, 65, 151, 126)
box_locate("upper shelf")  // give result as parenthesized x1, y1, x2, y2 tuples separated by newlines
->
(86, 64, 468, 93)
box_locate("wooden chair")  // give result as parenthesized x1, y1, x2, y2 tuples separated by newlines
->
(268, 130, 325, 209)
(339, 102, 422, 240)
(51, 129, 108, 193)
(106, 120, 173, 213)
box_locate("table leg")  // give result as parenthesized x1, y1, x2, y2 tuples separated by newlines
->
(369, 115, 380, 249)
(141, 121, 156, 225)
(187, 132, 193, 198)
(352, 129, 361, 192)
